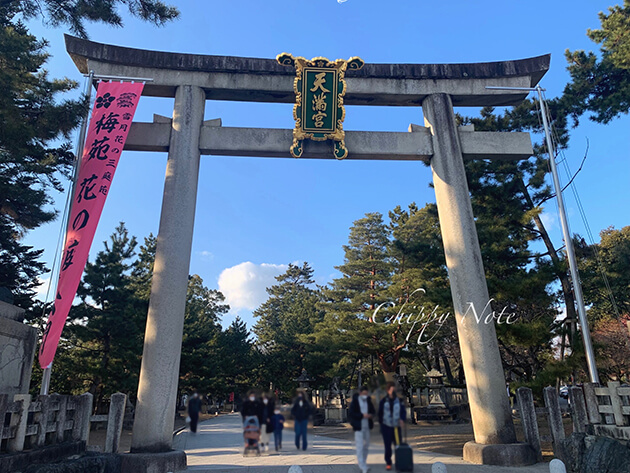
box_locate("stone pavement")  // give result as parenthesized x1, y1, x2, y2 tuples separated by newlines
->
(174, 414, 551, 473)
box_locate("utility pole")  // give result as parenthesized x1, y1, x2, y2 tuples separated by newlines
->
(535, 86, 600, 384)
(484, 85, 600, 384)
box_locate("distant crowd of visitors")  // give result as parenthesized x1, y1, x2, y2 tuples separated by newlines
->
(241, 391, 285, 451)
(185, 381, 408, 472)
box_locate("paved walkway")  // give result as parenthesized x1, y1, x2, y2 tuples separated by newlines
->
(174, 414, 550, 473)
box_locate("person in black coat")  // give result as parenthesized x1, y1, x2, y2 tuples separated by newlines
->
(260, 392, 275, 452)
(187, 393, 203, 433)
(241, 391, 262, 427)
(290, 391, 312, 450)
(349, 386, 375, 473)
(378, 382, 407, 470)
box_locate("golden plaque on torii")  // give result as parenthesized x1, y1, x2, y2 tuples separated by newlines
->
(277, 53, 364, 160)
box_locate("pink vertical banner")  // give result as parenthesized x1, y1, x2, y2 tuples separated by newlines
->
(39, 81, 144, 369)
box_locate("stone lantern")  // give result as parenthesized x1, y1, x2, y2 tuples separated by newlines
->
(294, 369, 314, 398)
(427, 369, 446, 408)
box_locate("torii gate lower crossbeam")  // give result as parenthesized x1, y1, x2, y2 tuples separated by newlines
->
(65, 35, 550, 472)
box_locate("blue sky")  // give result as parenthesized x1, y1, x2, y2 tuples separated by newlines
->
(25, 0, 630, 328)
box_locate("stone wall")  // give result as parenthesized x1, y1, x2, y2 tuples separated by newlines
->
(0, 300, 37, 397)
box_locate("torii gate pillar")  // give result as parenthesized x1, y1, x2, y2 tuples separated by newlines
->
(128, 85, 205, 467)
(423, 93, 534, 465)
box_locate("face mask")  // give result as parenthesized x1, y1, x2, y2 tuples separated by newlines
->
(361, 394, 368, 400)
(249, 396, 255, 401)
(274, 410, 280, 415)
(263, 399, 268, 405)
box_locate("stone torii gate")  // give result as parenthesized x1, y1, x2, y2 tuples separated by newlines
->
(65, 35, 550, 471)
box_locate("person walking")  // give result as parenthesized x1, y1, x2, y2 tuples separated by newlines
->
(291, 391, 312, 451)
(187, 392, 202, 433)
(270, 407, 285, 451)
(349, 386, 375, 473)
(260, 393, 275, 452)
(378, 382, 407, 471)
(241, 391, 262, 426)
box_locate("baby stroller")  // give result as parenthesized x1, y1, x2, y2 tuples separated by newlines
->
(243, 415, 261, 456)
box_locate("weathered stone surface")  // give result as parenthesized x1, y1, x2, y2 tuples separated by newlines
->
(517, 387, 543, 462)
(120, 450, 186, 473)
(125, 122, 534, 161)
(462, 441, 537, 466)
(582, 382, 602, 425)
(64, 35, 549, 106)
(105, 393, 126, 453)
(544, 386, 566, 451)
(0, 441, 86, 472)
(65, 34, 548, 81)
(22, 452, 121, 473)
(0, 313, 37, 396)
(588, 424, 630, 441)
(0, 300, 25, 321)
(557, 432, 630, 473)
(569, 386, 589, 433)
(424, 93, 517, 451)
(131, 85, 205, 453)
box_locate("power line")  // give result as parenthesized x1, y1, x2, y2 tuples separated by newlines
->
(541, 89, 622, 321)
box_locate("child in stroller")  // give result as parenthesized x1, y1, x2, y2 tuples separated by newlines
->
(243, 415, 261, 456)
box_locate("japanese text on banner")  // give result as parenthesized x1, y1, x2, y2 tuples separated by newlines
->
(39, 81, 144, 369)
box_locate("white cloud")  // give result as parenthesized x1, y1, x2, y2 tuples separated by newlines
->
(35, 276, 52, 302)
(217, 262, 287, 312)
(540, 211, 557, 230)
(198, 250, 214, 261)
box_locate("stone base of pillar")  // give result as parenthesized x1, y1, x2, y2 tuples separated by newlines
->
(463, 441, 537, 466)
(120, 450, 186, 473)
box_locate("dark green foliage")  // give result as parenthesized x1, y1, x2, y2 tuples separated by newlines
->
(0, 217, 48, 309)
(12, 0, 179, 38)
(179, 274, 229, 394)
(51, 223, 143, 405)
(45, 224, 257, 404)
(387, 203, 450, 310)
(0, 0, 178, 308)
(576, 226, 630, 322)
(0, 7, 84, 307)
(459, 108, 568, 384)
(387, 203, 459, 384)
(220, 316, 257, 396)
(317, 213, 405, 379)
(564, 1, 630, 123)
(253, 263, 329, 392)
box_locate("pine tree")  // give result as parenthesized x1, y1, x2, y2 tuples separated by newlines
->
(0, 0, 178, 308)
(253, 263, 329, 392)
(564, 1, 630, 124)
(130, 233, 157, 301)
(576, 226, 630, 322)
(179, 274, 229, 395)
(318, 213, 404, 381)
(54, 223, 142, 406)
(387, 203, 461, 384)
(0, 6, 83, 307)
(11, 0, 179, 38)
(458, 108, 568, 384)
(220, 317, 257, 397)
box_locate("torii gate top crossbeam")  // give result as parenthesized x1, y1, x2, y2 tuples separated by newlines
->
(65, 35, 549, 107)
